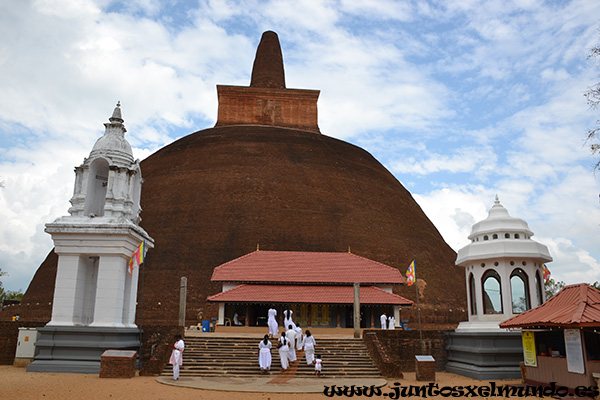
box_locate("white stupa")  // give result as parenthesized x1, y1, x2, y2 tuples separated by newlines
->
(29, 103, 154, 374)
(455, 195, 552, 331)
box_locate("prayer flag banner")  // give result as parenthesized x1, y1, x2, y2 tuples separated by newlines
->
(406, 260, 416, 286)
(542, 264, 551, 283)
(128, 241, 145, 275)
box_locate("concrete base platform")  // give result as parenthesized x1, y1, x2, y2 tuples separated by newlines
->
(27, 326, 141, 374)
(445, 330, 523, 380)
(156, 376, 388, 393)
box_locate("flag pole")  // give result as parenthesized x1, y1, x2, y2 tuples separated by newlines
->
(414, 272, 424, 354)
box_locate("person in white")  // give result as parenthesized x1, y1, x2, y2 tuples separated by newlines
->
(169, 334, 185, 380)
(380, 313, 387, 329)
(388, 315, 395, 330)
(278, 332, 290, 370)
(295, 324, 303, 351)
(268, 306, 278, 338)
(303, 329, 316, 365)
(285, 324, 297, 362)
(258, 334, 272, 374)
(233, 312, 243, 326)
(314, 354, 323, 377)
(283, 309, 297, 330)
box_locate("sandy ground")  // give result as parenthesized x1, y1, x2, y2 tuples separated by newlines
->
(0, 365, 547, 400)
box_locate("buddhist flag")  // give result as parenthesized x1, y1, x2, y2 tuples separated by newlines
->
(406, 260, 416, 286)
(128, 241, 146, 275)
(542, 264, 551, 283)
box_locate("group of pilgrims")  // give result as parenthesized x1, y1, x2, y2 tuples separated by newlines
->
(379, 313, 396, 330)
(259, 308, 322, 376)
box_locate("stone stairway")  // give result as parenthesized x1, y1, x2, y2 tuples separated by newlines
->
(161, 336, 382, 378)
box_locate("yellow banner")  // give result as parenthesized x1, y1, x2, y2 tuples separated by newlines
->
(522, 331, 537, 367)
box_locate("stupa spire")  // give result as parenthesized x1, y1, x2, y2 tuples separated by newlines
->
(109, 101, 124, 124)
(250, 31, 286, 88)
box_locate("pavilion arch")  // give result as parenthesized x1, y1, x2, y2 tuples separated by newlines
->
(482, 269, 502, 314)
(83, 157, 109, 217)
(535, 269, 544, 305)
(510, 268, 530, 313)
(469, 272, 477, 315)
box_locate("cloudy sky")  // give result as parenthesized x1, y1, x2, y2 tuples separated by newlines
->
(1, 0, 599, 292)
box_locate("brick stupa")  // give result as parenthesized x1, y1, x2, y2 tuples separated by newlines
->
(7, 31, 466, 330)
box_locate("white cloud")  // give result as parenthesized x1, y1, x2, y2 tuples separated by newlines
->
(1, 0, 600, 294)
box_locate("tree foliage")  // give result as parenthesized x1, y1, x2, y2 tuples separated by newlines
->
(0, 268, 24, 302)
(544, 278, 565, 299)
(585, 44, 600, 172)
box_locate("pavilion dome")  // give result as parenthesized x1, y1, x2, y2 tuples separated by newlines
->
(456, 196, 552, 265)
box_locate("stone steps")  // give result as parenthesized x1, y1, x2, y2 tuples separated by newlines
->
(161, 337, 382, 378)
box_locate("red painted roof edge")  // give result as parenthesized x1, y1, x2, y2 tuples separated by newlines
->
(211, 249, 406, 284)
(500, 283, 600, 328)
(206, 283, 414, 305)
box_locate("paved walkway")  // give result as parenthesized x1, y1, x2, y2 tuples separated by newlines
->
(156, 375, 388, 393)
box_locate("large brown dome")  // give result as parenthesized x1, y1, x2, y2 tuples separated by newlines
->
(134, 124, 466, 325)
(11, 31, 466, 327)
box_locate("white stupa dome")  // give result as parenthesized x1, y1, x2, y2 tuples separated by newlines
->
(456, 196, 552, 265)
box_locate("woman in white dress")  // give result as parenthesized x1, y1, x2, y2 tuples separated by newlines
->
(295, 324, 303, 351)
(169, 334, 185, 380)
(267, 306, 278, 338)
(278, 332, 290, 370)
(258, 334, 272, 374)
(388, 315, 395, 330)
(303, 329, 316, 365)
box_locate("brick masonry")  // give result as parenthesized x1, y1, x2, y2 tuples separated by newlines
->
(99, 350, 137, 378)
(363, 329, 448, 378)
(0, 321, 45, 365)
(138, 325, 184, 376)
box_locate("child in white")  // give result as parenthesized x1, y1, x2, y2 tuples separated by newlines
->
(314, 354, 322, 377)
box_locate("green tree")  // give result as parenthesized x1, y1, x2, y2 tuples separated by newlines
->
(544, 278, 565, 299)
(585, 44, 600, 171)
(0, 268, 24, 302)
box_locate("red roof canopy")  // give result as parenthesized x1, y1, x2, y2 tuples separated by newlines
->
(210, 250, 405, 285)
(207, 284, 413, 305)
(500, 283, 600, 328)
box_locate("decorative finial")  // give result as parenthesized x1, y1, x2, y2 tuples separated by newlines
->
(257, 243, 260, 251)
(348, 246, 351, 253)
(109, 101, 124, 124)
(494, 194, 500, 205)
(250, 31, 286, 89)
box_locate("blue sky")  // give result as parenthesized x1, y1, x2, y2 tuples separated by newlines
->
(1, 0, 599, 292)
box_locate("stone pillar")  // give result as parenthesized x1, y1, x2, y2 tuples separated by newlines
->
(48, 255, 87, 326)
(179, 277, 187, 327)
(218, 303, 225, 326)
(90, 256, 127, 327)
(121, 262, 140, 328)
(353, 283, 360, 338)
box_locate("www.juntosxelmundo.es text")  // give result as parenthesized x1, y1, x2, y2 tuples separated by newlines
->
(323, 382, 599, 398)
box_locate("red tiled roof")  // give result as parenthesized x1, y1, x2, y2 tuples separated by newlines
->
(500, 283, 600, 328)
(207, 284, 414, 305)
(210, 250, 405, 284)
